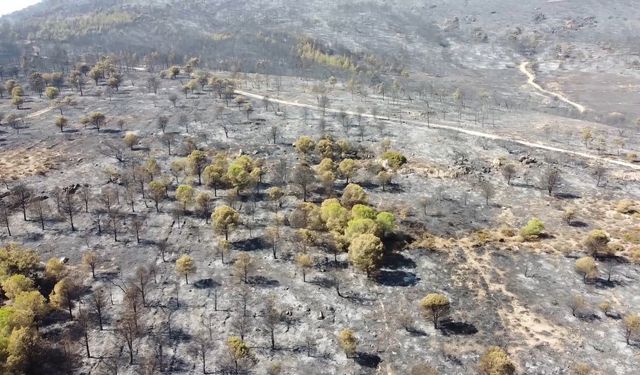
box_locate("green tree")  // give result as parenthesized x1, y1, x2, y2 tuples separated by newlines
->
(338, 159, 358, 184)
(45, 86, 59, 102)
(45, 258, 66, 281)
(148, 180, 167, 212)
(13, 291, 48, 328)
(376, 211, 396, 237)
(226, 156, 257, 194)
(420, 293, 450, 329)
(49, 277, 75, 319)
(1, 275, 35, 299)
(203, 157, 227, 196)
(341, 183, 367, 207)
(320, 199, 350, 232)
(6, 327, 39, 373)
(176, 255, 196, 284)
(188, 150, 208, 185)
(175, 185, 195, 211)
(213, 205, 240, 241)
(227, 336, 250, 374)
(294, 136, 315, 158)
(348, 234, 384, 277)
(345, 218, 380, 240)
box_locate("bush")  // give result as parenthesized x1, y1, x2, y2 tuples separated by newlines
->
(520, 218, 544, 240)
(341, 183, 368, 208)
(575, 256, 597, 282)
(381, 151, 407, 170)
(478, 346, 515, 375)
(584, 229, 609, 256)
(351, 204, 376, 220)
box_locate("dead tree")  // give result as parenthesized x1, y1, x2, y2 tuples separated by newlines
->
(90, 287, 108, 330)
(60, 192, 79, 231)
(11, 184, 31, 221)
(117, 313, 141, 365)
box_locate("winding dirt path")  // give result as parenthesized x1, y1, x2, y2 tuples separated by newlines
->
(235, 89, 639, 170)
(519, 61, 586, 113)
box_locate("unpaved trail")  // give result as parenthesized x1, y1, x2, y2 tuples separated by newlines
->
(519, 61, 586, 113)
(22, 105, 54, 120)
(235, 89, 640, 171)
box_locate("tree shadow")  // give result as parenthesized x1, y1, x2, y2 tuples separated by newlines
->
(374, 270, 418, 287)
(248, 275, 279, 287)
(555, 192, 581, 200)
(439, 319, 478, 336)
(382, 252, 416, 269)
(193, 278, 219, 289)
(309, 276, 334, 289)
(594, 278, 624, 289)
(355, 352, 382, 368)
(233, 237, 267, 251)
(404, 327, 428, 337)
(568, 221, 588, 228)
(575, 313, 601, 322)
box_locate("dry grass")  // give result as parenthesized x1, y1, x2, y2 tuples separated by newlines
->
(0, 147, 61, 181)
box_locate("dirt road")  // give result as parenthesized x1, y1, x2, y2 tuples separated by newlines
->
(519, 61, 586, 113)
(235, 89, 639, 171)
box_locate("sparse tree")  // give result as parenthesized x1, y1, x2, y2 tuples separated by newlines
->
(227, 336, 251, 374)
(82, 250, 99, 279)
(541, 166, 561, 196)
(11, 184, 31, 221)
(60, 192, 79, 231)
(291, 163, 316, 202)
(263, 296, 282, 350)
(296, 254, 314, 282)
(90, 287, 108, 330)
(176, 255, 196, 284)
(501, 164, 516, 185)
(234, 253, 255, 284)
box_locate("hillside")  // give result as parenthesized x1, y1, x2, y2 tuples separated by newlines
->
(0, 1, 639, 374)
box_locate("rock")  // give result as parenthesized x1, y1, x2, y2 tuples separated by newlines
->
(317, 311, 325, 320)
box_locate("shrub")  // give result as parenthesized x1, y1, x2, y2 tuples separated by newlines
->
(520, 218, 544, 240)
(381, 151, 407, 170)
(584, 229, 609, 256)
(478, 346, 515, 375)
(351, 204, 376, 220)
(341, 183, 367, 208)
(575, 256, 597, 282)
